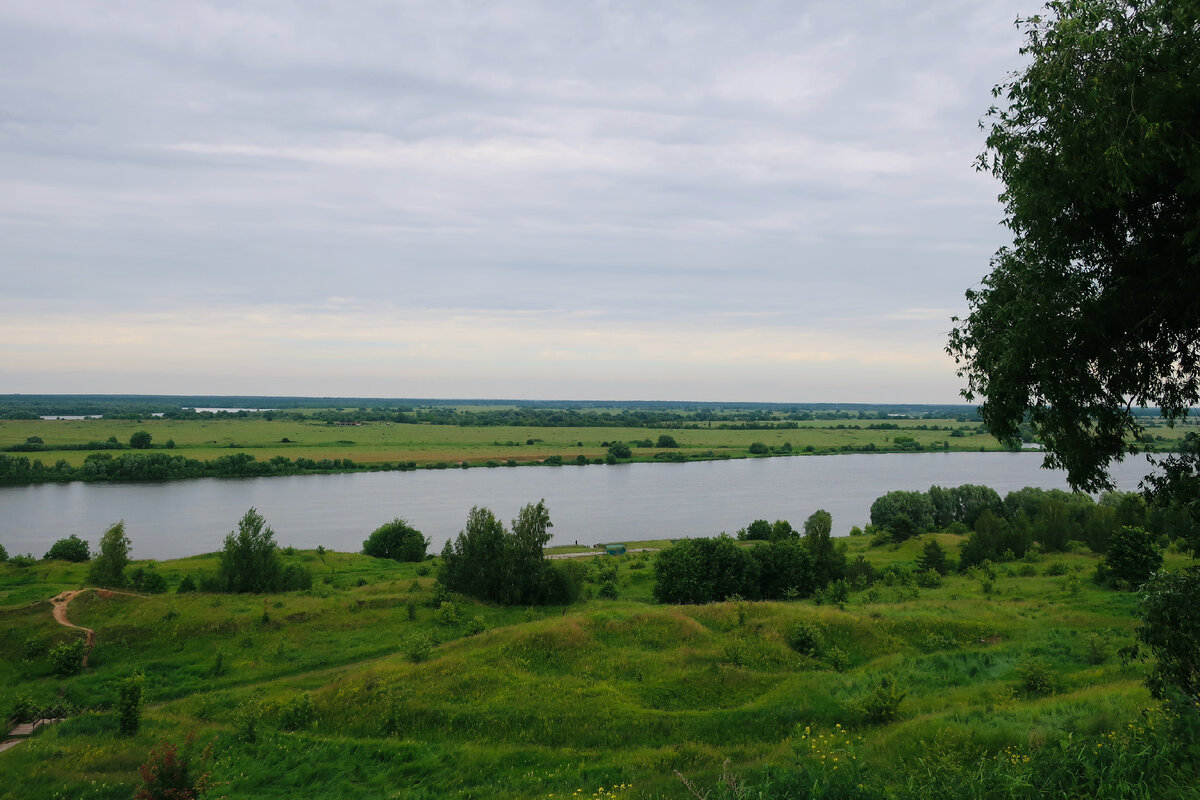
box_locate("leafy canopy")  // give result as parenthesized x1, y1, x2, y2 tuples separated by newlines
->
(948, 0, 1200, 492)
(362, 517, 429, 562)
(88, 521, 130, 587)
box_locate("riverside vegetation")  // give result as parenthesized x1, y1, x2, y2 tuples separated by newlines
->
(1, 483, 1197, 800)
(3, 396, 1198, 486)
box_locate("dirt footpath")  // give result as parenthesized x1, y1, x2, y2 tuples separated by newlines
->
(50, 590, 97, 666)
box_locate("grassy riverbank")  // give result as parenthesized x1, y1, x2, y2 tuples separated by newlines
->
(0, 415, 1008, 468)
(2, 535, 1194, 799)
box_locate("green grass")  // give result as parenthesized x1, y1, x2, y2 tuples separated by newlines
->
(0, 417, 1018, 468)
(0, 539, 1194, 799)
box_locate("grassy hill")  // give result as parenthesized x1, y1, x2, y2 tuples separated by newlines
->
(0, 536, 1195, 799)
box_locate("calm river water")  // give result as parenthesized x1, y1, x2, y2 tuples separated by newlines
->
(0, 453, 1156, 560)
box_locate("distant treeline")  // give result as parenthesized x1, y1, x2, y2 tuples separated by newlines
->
(0, 452, 399, 485)
(0, 394, 989, 421)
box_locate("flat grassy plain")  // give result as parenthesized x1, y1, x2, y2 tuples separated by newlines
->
(1, 416, 1010, 468)
(2, 536, 1194, 799)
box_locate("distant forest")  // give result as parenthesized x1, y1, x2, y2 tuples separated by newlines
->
(0, 394, 994, 423)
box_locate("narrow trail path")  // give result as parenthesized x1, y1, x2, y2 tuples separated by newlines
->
(50, 590, 96, 666)
(2, 588, 144, 753)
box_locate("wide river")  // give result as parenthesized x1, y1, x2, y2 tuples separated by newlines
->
(0, 452, 1157, 560)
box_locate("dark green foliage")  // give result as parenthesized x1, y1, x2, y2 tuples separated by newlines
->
(362, 517, 429, 562)
(870, 491, 934, 538)
(542, 560, 586, 604)
(770, 519, 796, 541)
(751, 540, 816, 599)
(276, 693, 316, 731)
(279, 563, 313, 591)
(804, 509, 846, 587)
(44, 534, 90, 562)
(748, 441, 769, 454)
(915, 539, 949, 576)
(50, 637, 86, 676)
(0, 541, 6, 561)
(656, 434, 678, 448)
(1144, 432, 1200, 556)
(959, 509, 1030, 569)
(87, 521, 130, 587)
(217, 508, 282, 593)
(856, 675, 906, 724)
(845, 554, 877, 588)
(1015, 655, 1056, 696)
(1135, 566, 1200, 700)
(176, 574, 197, 593)
(785, 621, 824, 657)
(117, 673, 143, 736)
(652, 536, 760, 604)
(929, 484, 1003, 529)
(130, 567, 168, 594)
(738, 519, 772, 541)
(948, 0, 1200, 494)
(1101, 526, 1163, 589)
(439, 500, 567, 605)
(606, 442, 631, 459)
(129, 430, 152, 449)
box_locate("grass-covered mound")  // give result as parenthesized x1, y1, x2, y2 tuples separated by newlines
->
(1, 536, 1195, 799)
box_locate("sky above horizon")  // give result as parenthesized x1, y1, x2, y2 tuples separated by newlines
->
(0, 1, 1033, 403)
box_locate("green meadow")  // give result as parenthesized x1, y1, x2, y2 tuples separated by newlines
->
(2, 534, 1195, 799)
(0, 415, 1024, 468)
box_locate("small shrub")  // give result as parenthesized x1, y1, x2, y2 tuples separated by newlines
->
(50, 638, 86, 676)
(141, 570, 169, 594)
(435, 601, 460, 626)
(176, 574, 198, 594)
(1015, 655, 1056, 696)
(406, 597, 418, 621)
(363, 518, 429, 562)
(117, 673, 144, 736)
(786, 622, 824, 657)
(21, 636, 43, 661)
(405, 632, 434, 663)
(856, 675, 906, 724)
(134, 734, 213, 800)
(277, 693, 316, 731)
(597, 579, 618, 600)
(1084, 631, 1110, 665)
(1045, 561, 1070, 576)
(44, 534, 90, 562)
(825, 645, 851, 672)
(915, 569, 943, 588)
(467, 616, 486, 636)
(233, 702, 260, 743)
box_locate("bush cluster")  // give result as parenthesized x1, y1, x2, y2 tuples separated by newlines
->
(439, 500, 580, 605)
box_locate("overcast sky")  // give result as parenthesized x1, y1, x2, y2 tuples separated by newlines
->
(0, 1, 1033, 403)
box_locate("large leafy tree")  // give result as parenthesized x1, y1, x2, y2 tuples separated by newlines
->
(88, 521, 130, 587)
(218, 508, 282, 593)
(948, 0, 1200, 494)
(951, 0, 1200, 703)
(439, 500, 571, 605)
